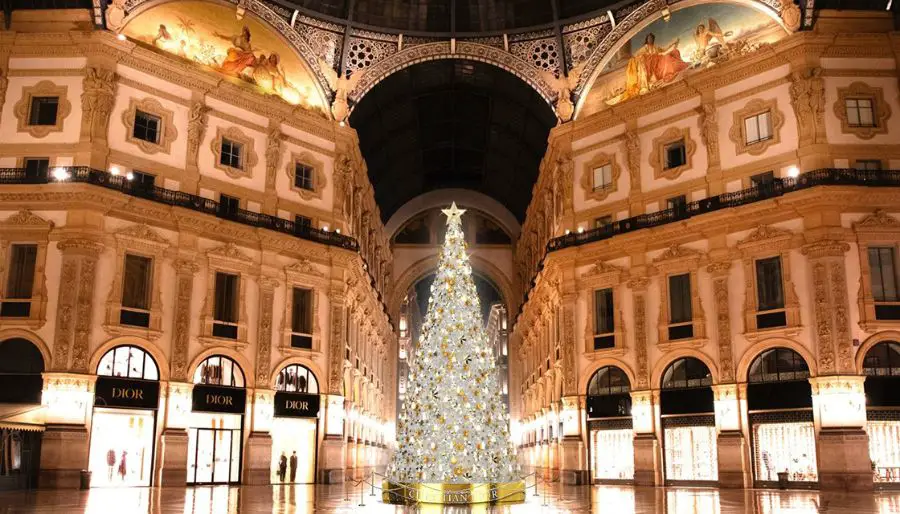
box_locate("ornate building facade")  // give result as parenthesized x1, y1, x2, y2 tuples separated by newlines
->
(512, 6, 900, 492)
(0, 8, 394, 489)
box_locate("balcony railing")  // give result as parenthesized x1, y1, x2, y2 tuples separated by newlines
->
(548, 168, 900, 252)
(0, 166, 359, 251)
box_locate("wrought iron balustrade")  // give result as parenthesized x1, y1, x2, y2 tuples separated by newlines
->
(547, 168, 900, 252)
(0, 166, 359, 251)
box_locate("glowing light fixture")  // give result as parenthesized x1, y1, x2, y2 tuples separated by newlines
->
(116, 33, 127, 41)
(787, 166, 800, 178)
(52, 167, 70, 181)
(126, 171, 135, 181)
(109, 166, 120, 176)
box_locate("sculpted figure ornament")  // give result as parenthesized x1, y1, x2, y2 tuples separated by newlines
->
(0, 67, 7, 117)
(623, 131, 641, 191)
(105, 0, 127, 31)
(789, 68, 825, 143)
(265, 127, 283, 190)
(540, 62, 585, 123)
(697, 103, 719, 166)
(780, 0, 802, 32)
(81, 67, 117, 140)
(186, 101, 209, 165)
(319, 59, 361, 124)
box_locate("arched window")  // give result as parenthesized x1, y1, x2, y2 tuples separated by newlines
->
(0, 338, 45, 404)
(276, 364, 319, 394)
(748, 348, 810, 383)
(193, 355, 244, 387)
(661, 358, 711, 389)
(863, 341, 900, 377)
(97, 345, 159, 380)
(587, 366, 630, 396)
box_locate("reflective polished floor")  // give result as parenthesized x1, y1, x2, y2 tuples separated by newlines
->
(1, 482, 900, 513)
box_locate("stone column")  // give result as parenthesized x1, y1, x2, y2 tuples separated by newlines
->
(626, 276, 650, 389)
(558, 396, 588, 484)
(802, 240, 871, 491)
(712, 384, 747, 488)
(630, 390, 660, 486)
(79, 65, 117, 169)
(319, 394, 347, 483)
(38, 373, 94, 488)
(158, 382, 192, 486)
(811, 376, 871, 491)
(52, 238, 103, 373)
(169, 258, 199, 381)
(245, 389, 275, 485)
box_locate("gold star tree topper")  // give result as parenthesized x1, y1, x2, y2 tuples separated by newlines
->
(441, 202, 467, 224)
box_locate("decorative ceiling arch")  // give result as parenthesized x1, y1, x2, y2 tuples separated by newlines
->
(390, 253, 516, 323)
(572, 0, 797, 119)
(385, 189, 521, 241)
(115, 0, 332, 113)
(348, 41, 557, 109)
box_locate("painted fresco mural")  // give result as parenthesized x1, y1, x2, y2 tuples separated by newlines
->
(580, 3, 787, 116)
(123, 1, 327, 114)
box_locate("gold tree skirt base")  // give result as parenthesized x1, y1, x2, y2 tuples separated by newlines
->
(381, 480, 526, 505)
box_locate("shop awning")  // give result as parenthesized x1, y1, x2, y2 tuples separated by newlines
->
(0, 403, 45, 431)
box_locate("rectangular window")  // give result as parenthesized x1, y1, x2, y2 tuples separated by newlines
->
(213, 272, 239, 323)
(133, 110, 161, 144)
(592, 164, 613, 190)
(667, 195, 687, 211)
(594, 288, 614, 335)
(869, 247, 900, 302)
(131, 170, 156, 188)
(751, 171, 775, 187)
(295, 215, 312, 229)
(294, 163, 315, 191)
(29, 96, 59, 126)
(755, 256, 785, 311)
(664, 140, 686, 169)
(846, 98, 876, 127)
(122, 254, 152, 310)
(23, 158, 49, 179)
(220, 138, 243, 169)
(291, 287, 313, 349)
(855, 160, 882, 171)
(5, 244, 37, 299)
(595, 215, 612, 229)
(120, 254, 152, 327)
(219, 194, 239, 215)
(744, 111, 772, 145)
(669, 273, 693, 324)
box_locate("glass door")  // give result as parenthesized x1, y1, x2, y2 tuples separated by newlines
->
(212, 430, 232, 483)
(193, 429, 215, 484)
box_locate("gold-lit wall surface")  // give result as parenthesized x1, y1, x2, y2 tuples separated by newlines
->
(0, 9, 396, 488)
(510, 10, 900, 491)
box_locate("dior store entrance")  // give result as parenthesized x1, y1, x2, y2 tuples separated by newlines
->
(187, 356, 247, 485)
(88, 345, 160, 488)
(270, 364, 320, 484)
(659, 358, 718, 485)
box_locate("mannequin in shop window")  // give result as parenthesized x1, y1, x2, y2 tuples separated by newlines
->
(278, 452, 287, 482)
(106, 448, 116, 480)
(118, 451, 128, 480)
(289, 451, 297, 482)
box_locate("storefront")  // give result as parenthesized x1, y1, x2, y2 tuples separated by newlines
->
(0, 338, 45, 491)
(585, 366, 633, 483)
(270, 364, 320, 484)
(746, 348, 817, 487)
(187, 355, 246, 485)
(862, 341, 900, 486)
(660, 358, 718, 485)
(88, 345, 161, 487)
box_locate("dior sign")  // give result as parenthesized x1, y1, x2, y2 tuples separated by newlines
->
(192, 384, 247, 414)
(95, 376, 160, 409)
(273, 391, 320, 418)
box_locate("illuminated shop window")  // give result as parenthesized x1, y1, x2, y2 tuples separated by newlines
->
(193, 355, 244, 387)
(276, 364, 318, 394)
(97, 345, 159, 380)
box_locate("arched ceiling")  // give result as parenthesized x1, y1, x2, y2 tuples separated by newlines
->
(280, 0, 616, 34)
(349, 59, 557, 222)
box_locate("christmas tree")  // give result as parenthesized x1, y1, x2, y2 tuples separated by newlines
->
(387, 203, 518, 487)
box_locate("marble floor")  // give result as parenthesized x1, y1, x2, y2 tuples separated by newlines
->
(1, 482, 899, 513)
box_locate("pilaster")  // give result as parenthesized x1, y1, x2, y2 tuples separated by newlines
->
(52, 236, 103, 372)
(810, 376, 871, 491)
(38, 372, 94, 488)
(169, 257, 199, 381)
(801, 239, 854, 375)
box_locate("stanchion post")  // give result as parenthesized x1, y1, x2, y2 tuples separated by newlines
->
(533, 472, 540, 497)
(359, 477, 366, 507)
(370, 470, 376, 496)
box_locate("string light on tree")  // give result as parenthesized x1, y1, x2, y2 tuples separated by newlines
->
(384, 203, 522, 505)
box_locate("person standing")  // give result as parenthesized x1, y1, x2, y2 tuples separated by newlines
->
(289, 451, 297, 482)
(118, 450, 128, 481)
(278, 452, 287, 483)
